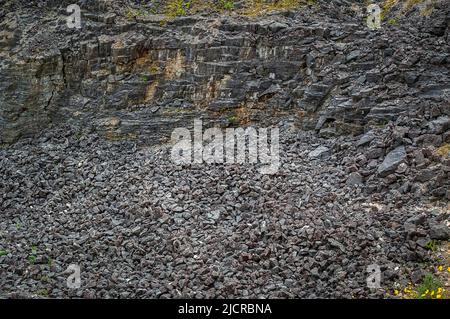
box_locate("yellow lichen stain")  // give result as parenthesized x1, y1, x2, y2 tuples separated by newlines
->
(106, 117, 121, 128)
(164, 50, 185, 80)
(382, 0, 436, 18)
(242, 0, 303, 17)
(103, 117, 122, 141)
(144, 81, 158, 102)
(434, 143, 450, 158)
(134, 50, 160, 75)
(297, 110, 307, 118)
(214, 103, 253, 127)
(111, 40, 125, 52)
(105, 131, 137, 142)
(206, 75, 232, 102)
(235, 105, 252, 126)
(135, 53, 151, 67)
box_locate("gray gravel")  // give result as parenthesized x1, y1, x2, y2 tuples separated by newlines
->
(0, 125, 447, 299)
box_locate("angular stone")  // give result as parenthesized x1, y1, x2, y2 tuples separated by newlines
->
(356, 131, 375, 147)
(415, 168, 438, 182)
(319, 127, 337, 138)
(429, 224, 450, 240)
(414, 134, 442, 147)
(366, 148, 384, 160)
(377, 146, 407, 177)
(346, 50, 361, 62)
(308, 146, 330, 159)
(428, 116, 450, 135)
(396, 163, 408, 174)
(346, 172, 363, 186)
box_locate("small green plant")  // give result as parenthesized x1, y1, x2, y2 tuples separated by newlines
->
(29, 245, 38, 264)
(40, 275, 50, 283)
(75, 131, 83, 140)
(36, 288, 49, 297)
(147, 0, 160, 14)
(125, 8, 137, 20)
(219, 0, 235, 11)
(150, 65, 160, 75)
(388, 18, 397, 25)
(0, 250, 8, 257)
(125, 7, 150, 20)
(416, 273, 443, 299)
(228, 115, 238, 124)
(425, 240, 437, 252)
(165, 0, 192, 18)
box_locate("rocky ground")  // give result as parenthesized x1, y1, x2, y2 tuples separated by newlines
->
(0, 120, 448, 298)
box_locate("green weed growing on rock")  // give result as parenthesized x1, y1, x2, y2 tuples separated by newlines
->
(425, 240, 437, 251)
(416, 273, 444, 299)
(165, 0, 192, 18)
(219, 0, 235, 11)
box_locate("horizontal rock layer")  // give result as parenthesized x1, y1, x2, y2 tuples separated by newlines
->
(0, 1, 449, 144)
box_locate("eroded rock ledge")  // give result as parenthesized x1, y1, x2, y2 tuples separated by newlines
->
(1, 0, 449, 145)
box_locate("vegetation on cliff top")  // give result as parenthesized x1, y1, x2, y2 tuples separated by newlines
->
(124, 0, 317, 21)
(122, 0, 438, 23)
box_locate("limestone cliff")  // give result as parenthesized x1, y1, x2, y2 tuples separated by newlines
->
(0, 0, 449, 144)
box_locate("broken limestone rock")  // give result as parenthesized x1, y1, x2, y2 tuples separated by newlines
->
(346, 172, 363, 186)
(308, 146, 330, 159)
(377, 146, 407, 177)
(356, 131, 376, 147)
(429, 224, 450, 240)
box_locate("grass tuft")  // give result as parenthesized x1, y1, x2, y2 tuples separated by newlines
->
(416, 273, 443, 299)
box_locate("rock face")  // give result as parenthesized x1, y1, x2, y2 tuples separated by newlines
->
(0, 0, 449, 145)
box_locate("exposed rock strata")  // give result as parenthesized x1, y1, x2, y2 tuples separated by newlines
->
(0, 0, 449, 145)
